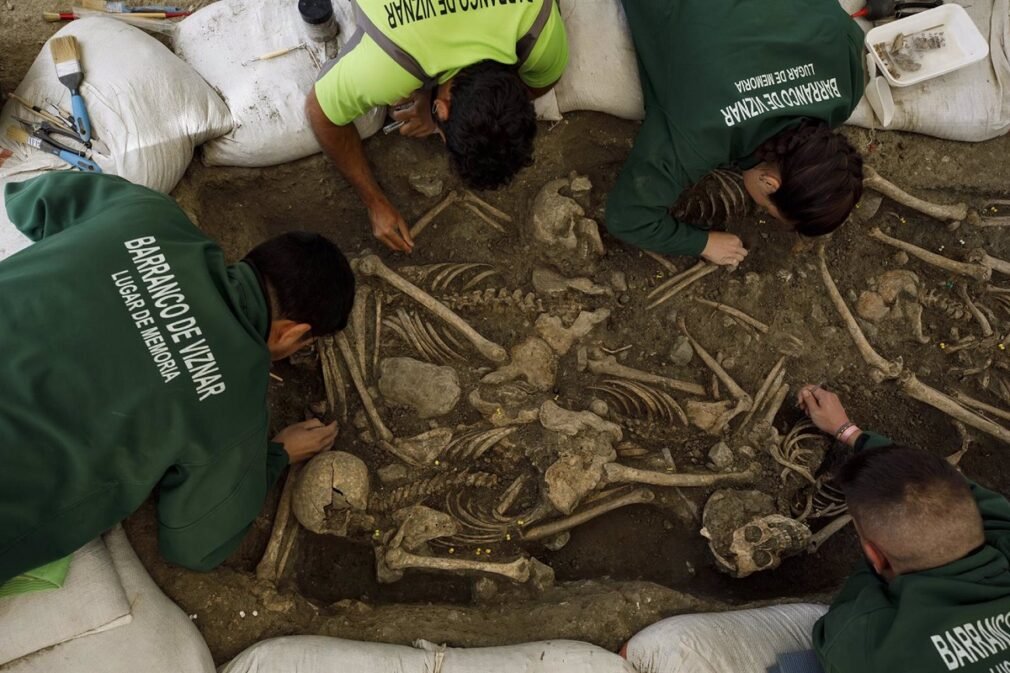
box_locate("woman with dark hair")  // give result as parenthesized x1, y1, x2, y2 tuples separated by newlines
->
(605, 0, 866, 267)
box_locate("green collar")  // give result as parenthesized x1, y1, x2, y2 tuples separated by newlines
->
(227, 261, 271, 343)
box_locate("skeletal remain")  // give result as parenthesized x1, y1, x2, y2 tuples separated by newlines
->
(439, 287, 546, 315)
(469, 383, 543, 427)
(694, 297, 769, 334)
(863, 166, 970, 223)
(351, 284, 371, 379)
(385, 546, 531, 582)
(760, 383, 790, 430)
(739, 357, 786, 431)
(410, 190, 459, 238)
(868, 228, 991, 282)
(256, 464, 301, 582)
(818, 247, 903, 382)
(532, 267, 610, 297)
(369, 470, 500, 514)
(444, 491, 515, 544)
(807, 515, 853, 554)
(672, 168, 751, 226)
(401, 262, 501, 293)
(384, 309, 466, 364)
(318, 336, 348, 423)
(461, 200, 506, 233)
(648, 263, 720, 310)
(899, 371, 1010, 444)
(482, 337, 558, 391)
(390, 506, 459, 552)
(389, 428, 455, 466)
(772, 419, 824, 488)
(529, 175, 605, 275)
(535, 309, 611, 356)
(442, 425, 518, 462)
(356, 255, 508, 363)
(539, 399, 623, 441)
(725, 514, 812, 578)
(292, 451, 370, 535)
(495, 474, 529, 518)
(544, 433, 617, 515)
(644, 250, 679, 275)
(587, 353, 707, 397)
(336, 332, 394, 442)
(589, 379, 688, 426)
(687, 399, 737, 435)
(969, 248, 1010, 278)
(603, 462, 760, 488)
(373, 291, 383, 373)
(973, 200, 1010, 227)
(953, 392, 1010, 424)
(523, 488, 655, 541)
(921, 289, 972, 322)
(678, 317, 752, 408)
(462, 190, 513, 223)
(956, 284, 993, 337)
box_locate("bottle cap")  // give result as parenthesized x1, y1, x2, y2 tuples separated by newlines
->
(299, 0, 334, 25)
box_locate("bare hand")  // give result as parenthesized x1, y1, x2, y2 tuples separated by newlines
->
(701, 232, 748, 267)
(390, 92, 437, 138)
(797, 384, 854, 441)
(273, 419, 338, 463)
(369, 200, 414, 253)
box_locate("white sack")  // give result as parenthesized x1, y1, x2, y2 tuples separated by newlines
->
(220, 635, 636, 673)
(0, 18, 233, 260)
(174, 0, 385, 168)
(846, 0, 1010, 142)
(624, 603, 829, 673)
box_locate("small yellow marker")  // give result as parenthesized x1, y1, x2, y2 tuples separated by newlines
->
(517, 519, 525, 526)
(373, 529, 381, 538)
(939, 343, 947, 350)
(1000, 343, 1007, 351)
(485, 548, 492, 555)
(448, 547, 455, 554)
(505, 533, 512, 541)
(434, 459, 440, 466)
(475, 549, 482, 556)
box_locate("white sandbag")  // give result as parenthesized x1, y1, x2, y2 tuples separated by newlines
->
(553, 0, 644, 121)
(624, 604, 828, 673)
(846, 0, 1010, 142)
(0, 18, 233, 260)
(173, 0, 385, 168)
(220, 635, 636, 673)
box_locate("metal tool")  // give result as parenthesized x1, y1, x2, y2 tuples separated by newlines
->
(382, 120, 405, 135)
(13, 116, 84, 150)
(5, 126, 101, 173)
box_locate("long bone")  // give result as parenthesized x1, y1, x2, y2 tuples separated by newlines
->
(385, 547, 531, 582)
(863, 166, 970, 223)
(644, 249, 680, 275)
(953, 392, 1010, 424)
(693, 297, 770, 334)
(522, 488, 655, 541)
(818, 247, 903, 382)
(868, 228, 991, 282)
(677, 317, 752, 407)
(603, 462, 761, 488)
(410, 190, 459, 238)
(318, 336, 348, 423)
(739, 357, 786, 431)
(356, 255, 508, 363)
(255, 464, 302, 582)
(336, 332, 394, 442)
(648, 263, 719, 310)
(350, 284, 371, 379)
(970, 249, 1010, 278)
(900, 372, 1010, 444)
(807, 514, 853, 554)
(587, 353, 707, 397)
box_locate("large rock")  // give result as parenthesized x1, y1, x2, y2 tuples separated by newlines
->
(378, 357, 461, 419)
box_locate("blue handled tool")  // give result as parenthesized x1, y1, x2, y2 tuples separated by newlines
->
(5, 126, 102, 173)
(49, 36, 93, 144)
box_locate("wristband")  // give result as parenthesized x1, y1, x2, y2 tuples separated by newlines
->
(834, 421, 854, 440)
(839, 425, 862, 445)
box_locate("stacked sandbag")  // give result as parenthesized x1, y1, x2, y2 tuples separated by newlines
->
(0, 18, 233, 259)
(220, 636, 637, 673)
(623, 604, 829, 673)
(173, 0, 385, 168)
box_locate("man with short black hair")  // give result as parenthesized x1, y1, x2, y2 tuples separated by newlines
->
(306, 0, 568, 253)
(0, 172, 354, 585)
(797, 384, 1010, 673)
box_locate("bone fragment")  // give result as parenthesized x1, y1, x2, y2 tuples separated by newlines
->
(970, 249, 1010, 278)
(644, 250, 680, 274)
(336, 332, 394, 442)
(385, 547, 531, 582)
(256, 464, 301, 582)
(461, 200, 506, 233)
(956, 284, 993, 337)
(495, 475, 529, 518)
(587, 354, 706, 397)
(761, 383, 791, 429)
(351, 284, 371, 379)
(863, 166, 970, 223)
(462, 190, 513, 223)
(694, 298, 770, 334)
(373, 292, 383, 373)
(818, 247, 903, 382)
(603, 462, 760, 488)
(523, 488, 655, 541)
(868, 228, 991, 282)
(807, 514, 852, 554)
(356, 255, 507, 363)
(318, 336, 348, 423)
(953, 392, 1010, 424)
(900, 372, 1010, 444)
(410, 190, 459, 238)
(648, 263, 719, 310)
(740, 357, 786, 431)
(677, 317, 751, 405)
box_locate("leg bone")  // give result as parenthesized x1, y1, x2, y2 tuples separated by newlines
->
(385, 547, 531, 582)
(677, 317, 752, 405)
(900, 372, 1010, 444)
(336, 332, 394, 442)
(410, 190, 459, 238)
(587, 354, 706, 397)
(863, 166, 970, 223)
(603, 462, 760, 488)
(522, 488, 655, 541)
(256, 464, 302, 582)
(869, 228, 991, 282)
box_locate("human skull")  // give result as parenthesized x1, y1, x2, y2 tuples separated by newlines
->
(292, 451, 370, 535)
(528, 175, 604, 275)
(726, 514, 812, 578)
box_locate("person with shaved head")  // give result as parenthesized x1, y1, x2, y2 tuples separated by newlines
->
(797, 384, 1010, 673)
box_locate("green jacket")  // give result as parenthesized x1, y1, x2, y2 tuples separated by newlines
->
(814, 433, 1010, 673)
(0, 173, 288, 582)
(606, 0, 865, 257)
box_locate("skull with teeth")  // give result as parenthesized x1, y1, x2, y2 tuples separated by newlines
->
(726, 514, 812, 578)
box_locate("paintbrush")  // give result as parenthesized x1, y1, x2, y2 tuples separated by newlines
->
(5, 93, 76, 132)
(42, 11, 80, 21)
(5, 126, 101, 173)
(49, 36, 93, 144)
(77, 0, 189, 15)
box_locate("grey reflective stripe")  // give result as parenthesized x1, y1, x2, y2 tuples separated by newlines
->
(316, 25, 365, 81)
(515, 0, 556, 67)
(352, 0, 439, 88)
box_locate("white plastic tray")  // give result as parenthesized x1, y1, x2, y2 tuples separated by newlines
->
(865, 4, 990, 87)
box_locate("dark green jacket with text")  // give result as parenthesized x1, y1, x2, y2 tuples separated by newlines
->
(0, 173, 287, 582)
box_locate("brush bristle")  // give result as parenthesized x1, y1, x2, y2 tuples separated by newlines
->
(78, 0, 109, 10)
(5, 126, 29, 144)
(50, 36, 81, 64)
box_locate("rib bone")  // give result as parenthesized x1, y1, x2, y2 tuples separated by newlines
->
(648, 263, 719, 310)
(385, 547, 531, 582)
(522, 488, 655, 541)
(603, 462, 760, 488)
(868, 228, 991, 282)
(863, 166, 970, 223)
(587, 354, 706, 397)
(356, 255, 508, 362)
(694, 298, 770, 334)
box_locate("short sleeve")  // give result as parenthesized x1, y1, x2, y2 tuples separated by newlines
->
(518, 1, 568, 89)
(314, 35, 421, 127)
